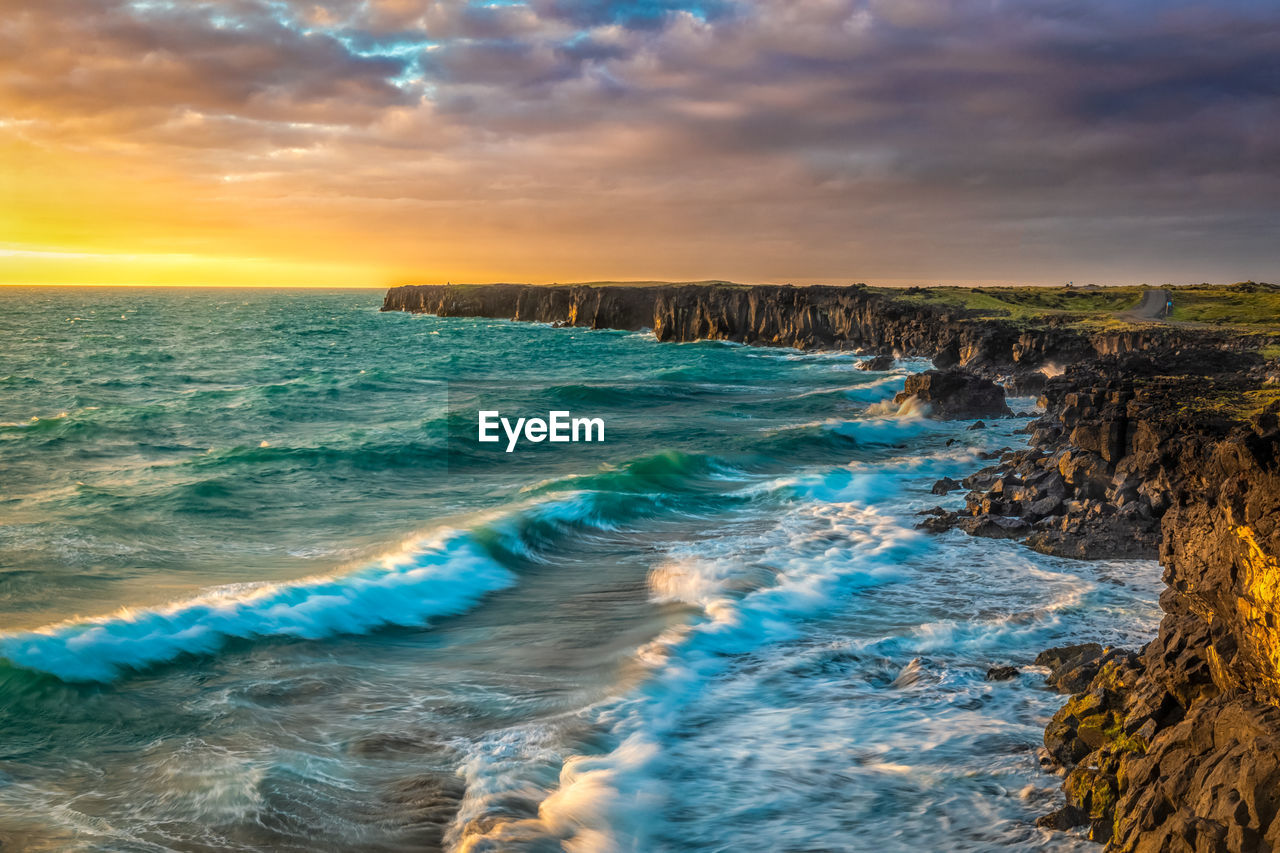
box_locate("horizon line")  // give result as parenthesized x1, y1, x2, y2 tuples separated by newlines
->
(2, 279, 1269, 290)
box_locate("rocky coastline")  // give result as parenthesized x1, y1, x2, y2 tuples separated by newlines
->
(955, 361, 1280, 851)
(383, 281, 1280, 850)
(381, 283, 1259, 392)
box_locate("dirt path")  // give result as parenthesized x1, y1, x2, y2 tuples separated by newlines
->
(1119, 288, 1172, 322)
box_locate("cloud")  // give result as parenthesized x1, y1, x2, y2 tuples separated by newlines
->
(3, 0, 1278, 283)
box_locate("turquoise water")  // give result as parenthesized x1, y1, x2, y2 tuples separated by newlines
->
(0, 288, 1160, 851)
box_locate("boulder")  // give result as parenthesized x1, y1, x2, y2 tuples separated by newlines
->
(1036, 643, 1106, 693)
(931, 477, 962, 495)
(856, 354, 895, 371)
(892, 370, 1013, 419)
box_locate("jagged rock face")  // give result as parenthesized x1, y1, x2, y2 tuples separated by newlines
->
(1038, 628, 1280, 851)
(920, 371, 1169, 560)
(1028, 402, 1280, 851)
(1113, 696, 1280, 853)
(891, 369, 1012, 419)
(920, 364, 1280, 850)
(1161, 424, 1280, 705)
(918, 364, 1277, 561)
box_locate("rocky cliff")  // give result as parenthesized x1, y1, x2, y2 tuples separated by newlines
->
(382, 284, 1250, 391)
(942, 358, 1280, 850)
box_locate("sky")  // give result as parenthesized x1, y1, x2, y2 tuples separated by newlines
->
(2, 0, 1277, 287)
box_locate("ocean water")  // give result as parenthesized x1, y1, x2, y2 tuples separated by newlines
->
(0, 288, 1162, 852)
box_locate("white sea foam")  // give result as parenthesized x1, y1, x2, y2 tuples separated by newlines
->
(0, 529, 516, 683)
(445, 406, 1158, 853)
(765, 395, 939, 446)
(452, 448, 940, 853)
(777, 374, 907, 405)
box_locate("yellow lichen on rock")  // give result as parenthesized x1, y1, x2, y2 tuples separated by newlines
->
(1234, 525, 1280, 700)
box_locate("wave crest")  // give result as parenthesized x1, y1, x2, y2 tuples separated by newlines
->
(0, 530, 515, 683)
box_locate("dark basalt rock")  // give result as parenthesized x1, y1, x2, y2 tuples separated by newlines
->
(856, 354, 894, 371)
(1036, 643, 1109, 693)
(1111, 696, 1280, 852)
(957, 514, 1030, 539)
(1037, 804, 1090, 831)
(914, 356, 1280, 850)
(891, 370, 1013, 419)
(986, 665, 1020, 681)
(1028, 396, 1280, 850)
(931, 476, 962, 495)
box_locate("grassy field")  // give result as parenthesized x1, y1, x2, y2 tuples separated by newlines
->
(871, 282, 1280, 331)
(1166, 283, 1280, 326)
(869, 284, 1145, 321)
(418, 280, 1280, 336)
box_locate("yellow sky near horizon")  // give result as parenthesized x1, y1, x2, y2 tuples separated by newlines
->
(3, 136, 402, 287)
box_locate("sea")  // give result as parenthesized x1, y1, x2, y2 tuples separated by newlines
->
(0, 288, 1162, 852)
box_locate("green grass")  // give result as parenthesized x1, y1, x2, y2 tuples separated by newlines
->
(566, 280, 747, 288)
(870, 282, 1280, 333)
(436, 280, 750, 289)
(869, 285, 1146, 322)
(1166, 283, 1280, 326)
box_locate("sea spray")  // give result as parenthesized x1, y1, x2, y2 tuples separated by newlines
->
(449, 447, 956, 852)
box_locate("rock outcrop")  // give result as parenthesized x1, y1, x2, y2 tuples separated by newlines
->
(892, 369, 1012, 419)
(856, 354, 895, 371)
(919, 357, 1271, 561)
(974, 365, 1280, 850)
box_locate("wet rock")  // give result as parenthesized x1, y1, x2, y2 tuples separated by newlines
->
(932, 342, 961, 369)
(956, 514, 1029, 539)
(856, 354, 894, 371)
(1026, 494, 1063, 520)
(892, 370, 1013, 419)
(1035, 643, 1106, 693)
(985, 665, 1020, 681)
(1037, 805, 1089, 831)
(1025, 514, 1159, 560)
(931, 476, 962, 495)
(915, 510, 958, 534)
(967, 420, 987, 430)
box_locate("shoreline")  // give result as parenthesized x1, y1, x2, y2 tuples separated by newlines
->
(384, 281, 1280, 850)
